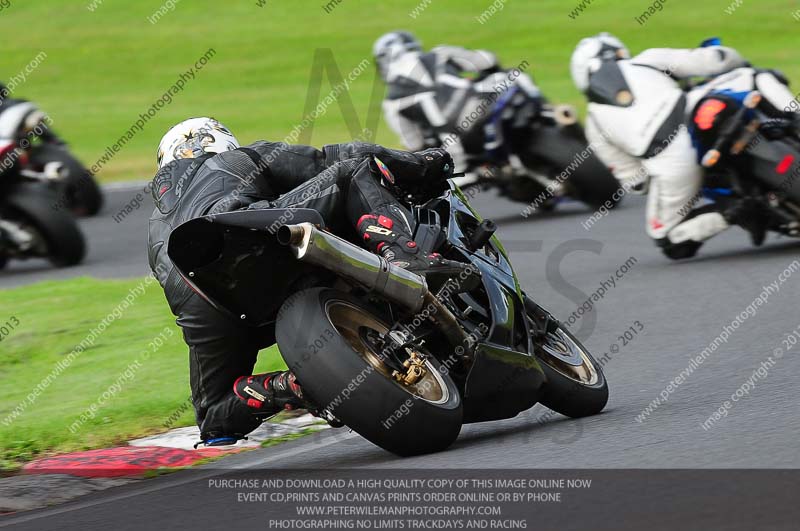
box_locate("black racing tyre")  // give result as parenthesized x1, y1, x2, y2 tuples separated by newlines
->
(525, 297, 608, 418)
(0, 254, 7, 270)
(517, 127, 621, 209)
(562, 151, 620, 210)
(276, 288, 463, 456)
(29, 144, 104, 217)
(5, 186, 86, 267)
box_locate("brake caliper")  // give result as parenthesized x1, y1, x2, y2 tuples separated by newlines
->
(392, 350, 428, 386)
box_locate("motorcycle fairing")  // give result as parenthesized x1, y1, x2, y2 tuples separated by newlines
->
(689, 90, 800, 202)
(168, 208, 326, 327)
(461, 342, 544, 423)
(441, 184, 546, 422)
(747, 138, 800, 202)
(447, 186, 519, 287)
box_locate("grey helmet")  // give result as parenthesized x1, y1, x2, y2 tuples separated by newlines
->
(372, 31, 422, 80)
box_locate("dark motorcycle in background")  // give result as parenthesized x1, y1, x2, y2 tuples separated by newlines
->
(689, 84, 800, 241)
(0, 99, 104, 216)
(457, 88, 621, 212)
(0, 140, 86, 269)
(169, 162, 608, 456)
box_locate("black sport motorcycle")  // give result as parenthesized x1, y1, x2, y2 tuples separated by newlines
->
(689, 86, 800, 240)
(0, 141, 86, 269)
(0, 99, 104, 216)
(168, 167, 608, 456)
(457, 90, 621, 212)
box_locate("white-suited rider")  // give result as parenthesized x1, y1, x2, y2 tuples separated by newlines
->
(570, 34, 799, 259)
(373, 31, 543, 184)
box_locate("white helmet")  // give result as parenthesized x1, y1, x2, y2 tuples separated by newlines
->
(570, 33, 630, 93)
(372, 31, 422, 79)
(156, 117, 239, 169)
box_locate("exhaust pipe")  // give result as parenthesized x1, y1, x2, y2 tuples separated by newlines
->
(278, 223, 427, 313)
(279, 223, 478, 354)
(552, 105, 578, 127)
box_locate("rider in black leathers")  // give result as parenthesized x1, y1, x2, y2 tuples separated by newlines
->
(147, 117, 453, 445)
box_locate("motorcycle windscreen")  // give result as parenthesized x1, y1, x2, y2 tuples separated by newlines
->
(168, 209, 325, 327)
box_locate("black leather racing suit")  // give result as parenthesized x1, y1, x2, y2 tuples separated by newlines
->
(147, 140, 446, 441)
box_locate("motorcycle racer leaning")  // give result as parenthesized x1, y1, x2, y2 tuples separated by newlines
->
(571, 34, 800, 259)
(0, 93, 57, 255)
(373, 31, 542, 183)
(147, 117, 454, 445)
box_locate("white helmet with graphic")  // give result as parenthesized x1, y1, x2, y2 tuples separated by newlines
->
(570, 33, 630, 93)
(156, 117, 239, 169)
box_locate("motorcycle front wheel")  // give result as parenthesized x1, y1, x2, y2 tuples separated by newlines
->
(29, 144, 104, 217)
(525, 297, 608, 418)
(276, 288, 463, 456)
(3, 184, 86, 267)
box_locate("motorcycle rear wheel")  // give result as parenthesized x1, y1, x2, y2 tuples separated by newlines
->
(276, 288, 463, 456)
(517, 128, 620, 209)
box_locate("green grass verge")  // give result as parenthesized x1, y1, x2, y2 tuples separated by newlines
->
(1, 0, 797, 182)
(0, 276, 285, 472)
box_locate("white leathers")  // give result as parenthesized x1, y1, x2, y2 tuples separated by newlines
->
(381, 45, 540, 172)
(578, 41, 752, 243)
(586, 46, 747, 158)
(686, 67, 800, 115)
(382, 50, 442, 151)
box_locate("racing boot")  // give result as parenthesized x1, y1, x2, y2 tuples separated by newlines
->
(357, 213, 427, 269)
(356, 213, 477, 291)
(656, 238, 703, 260)
(233, 371, 306, 414)
(195, 372, 306, 448)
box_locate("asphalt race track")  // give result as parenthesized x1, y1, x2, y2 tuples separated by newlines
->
(3, 185, 800, 529)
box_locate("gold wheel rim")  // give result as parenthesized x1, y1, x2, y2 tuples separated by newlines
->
(538, 328, 599, 386)
(325, 301, 449, 404)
